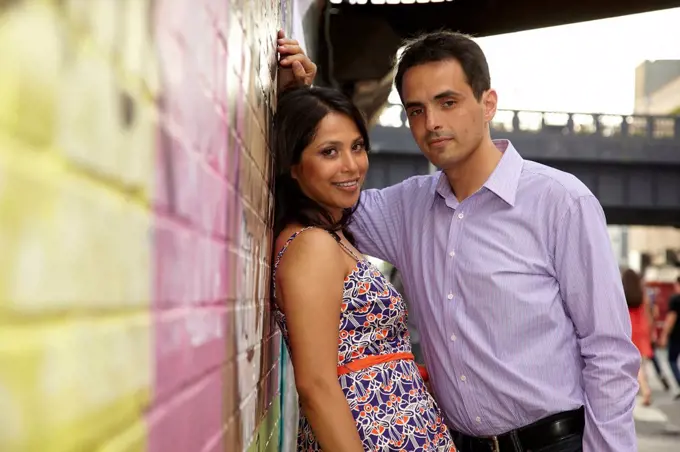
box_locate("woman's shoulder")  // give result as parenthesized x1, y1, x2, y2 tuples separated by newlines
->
(274, 225, 344, 269)
(273, 226, 348, 303)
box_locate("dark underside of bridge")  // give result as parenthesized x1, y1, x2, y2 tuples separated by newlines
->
(311, 0, 680, 122)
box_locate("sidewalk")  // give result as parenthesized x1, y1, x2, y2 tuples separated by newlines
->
(635, 350, 680, 451)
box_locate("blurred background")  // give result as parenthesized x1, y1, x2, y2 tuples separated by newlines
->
(0, 0, 679, 451)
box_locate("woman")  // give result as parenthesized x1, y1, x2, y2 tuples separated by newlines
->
(648, 288, 672, 391)
(271, 86, 455, 451)
(622, 267, 654, 406)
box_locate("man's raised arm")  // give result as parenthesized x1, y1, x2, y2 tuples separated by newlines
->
(349, 183, 408, 267)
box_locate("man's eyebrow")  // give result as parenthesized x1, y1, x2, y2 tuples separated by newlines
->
(404, 100, 424, 110)
(434, 90, 462, 99)
(404, 90, 463, 109)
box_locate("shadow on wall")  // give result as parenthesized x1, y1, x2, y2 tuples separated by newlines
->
(0, 0, 298, 451)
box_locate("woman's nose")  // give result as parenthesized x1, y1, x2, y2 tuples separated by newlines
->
(342, 151, 359, 172)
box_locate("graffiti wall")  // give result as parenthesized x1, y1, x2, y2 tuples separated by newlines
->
(0, 0, 299, 451)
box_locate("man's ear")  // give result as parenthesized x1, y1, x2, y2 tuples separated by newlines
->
(483, 88, 498, 123)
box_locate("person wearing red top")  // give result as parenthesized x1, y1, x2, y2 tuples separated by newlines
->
(622, 268, 654, 405)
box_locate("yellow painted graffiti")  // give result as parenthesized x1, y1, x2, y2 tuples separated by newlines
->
(0, 1, 154, 450)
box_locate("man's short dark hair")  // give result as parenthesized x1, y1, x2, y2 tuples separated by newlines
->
(395, 30, 491, 101)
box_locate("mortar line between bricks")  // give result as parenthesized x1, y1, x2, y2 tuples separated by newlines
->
(242, 145, 270, 180)
(223, 414, 251, 450)
(240, 199, 270, 224)
(147, 349, 282, 421)
(227, 244, 272, 262)
(157, 300, 238, 309)
(153, 200, 272, 249)
(259, 416, 281, 452)
(146, 359, 228, 414)
(0, 306, 149, 325)
(231, 379, 282, 429)
(55, 18, 157, 103)
(201, 421, 229, 452)
(234, 361, 281, 410)
(230, 348, 281, 381)
(224, 354, 281, 416)
(244, 416, 282, 452)
(238, 396, 283, 448)
(0, 132, 152, 208)
(153, 207, 231, 242)
(160, 114, 239, 185)
(226, 332, 283, 365)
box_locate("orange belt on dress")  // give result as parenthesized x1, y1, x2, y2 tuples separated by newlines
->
(337, 352, 429, 381)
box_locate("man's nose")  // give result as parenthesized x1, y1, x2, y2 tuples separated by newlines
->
(425, 110, 443, 132)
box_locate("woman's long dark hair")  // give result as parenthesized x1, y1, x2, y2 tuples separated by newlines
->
(621, 267, 644, 309)
(273, 86, 370, 244)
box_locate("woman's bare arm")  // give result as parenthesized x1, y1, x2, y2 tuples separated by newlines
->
(276, 229, 364, 452)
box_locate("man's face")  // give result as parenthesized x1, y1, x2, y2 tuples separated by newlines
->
(401, 59, 497, 170)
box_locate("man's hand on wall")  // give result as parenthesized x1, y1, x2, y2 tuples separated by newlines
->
(277, 30, 316, 92)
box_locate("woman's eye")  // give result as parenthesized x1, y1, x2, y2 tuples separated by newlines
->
(352, 141, 366, 152)
(321, 148, 337, 157)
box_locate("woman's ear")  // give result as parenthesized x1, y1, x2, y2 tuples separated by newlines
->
(290, 164, 300, 181)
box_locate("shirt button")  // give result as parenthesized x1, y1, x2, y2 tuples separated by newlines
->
(476, 416, 482, 423)
(460, 375, 467, 382)
(458, 213, 464, 219)
(447, 293, 453, 300)
(449, 250, 455, 257)
(450, 334, 457, 341)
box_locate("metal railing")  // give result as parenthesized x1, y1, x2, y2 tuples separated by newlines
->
(377, 106, 680, 140)
(491, 110, 680, 140)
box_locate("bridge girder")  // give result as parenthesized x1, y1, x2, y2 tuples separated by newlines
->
(312, 0, 680, 123)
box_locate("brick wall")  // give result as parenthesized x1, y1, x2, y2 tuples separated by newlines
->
(0, 1, 297, 451)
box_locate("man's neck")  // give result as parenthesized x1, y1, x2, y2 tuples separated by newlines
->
(444, 138, 502, 202)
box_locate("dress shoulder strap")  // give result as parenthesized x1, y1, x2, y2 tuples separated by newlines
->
(272, 227, 363, 297)
(328, 230, 363, 262)
(273, 226, 327, 298)
(272, 226, 316, 285)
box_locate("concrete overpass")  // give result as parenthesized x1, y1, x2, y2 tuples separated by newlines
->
(309, 0, 680, 124)
(366, 109, 680, 226)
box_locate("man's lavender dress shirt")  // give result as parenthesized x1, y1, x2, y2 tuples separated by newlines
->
(349, 140, 640, 451)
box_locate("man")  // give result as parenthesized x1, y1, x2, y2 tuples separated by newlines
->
(278, 31, 639, 451)
(350, 31, 641, 452)
(660, 276, 680, 398)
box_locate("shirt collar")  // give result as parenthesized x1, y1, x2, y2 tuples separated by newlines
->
(428, 139, 523, 209)
(483, 140, 523, 207)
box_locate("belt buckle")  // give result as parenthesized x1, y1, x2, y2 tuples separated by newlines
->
(490, 435, 500, 452)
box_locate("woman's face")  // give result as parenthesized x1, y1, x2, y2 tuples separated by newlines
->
(291, 111, 369, 220)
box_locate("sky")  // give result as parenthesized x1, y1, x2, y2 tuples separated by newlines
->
(474, 7, 680, 115)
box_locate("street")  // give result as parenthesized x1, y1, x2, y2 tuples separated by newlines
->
(636, 349, 680, 451)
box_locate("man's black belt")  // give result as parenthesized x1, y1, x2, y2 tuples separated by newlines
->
(453, 407, 585, 452)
